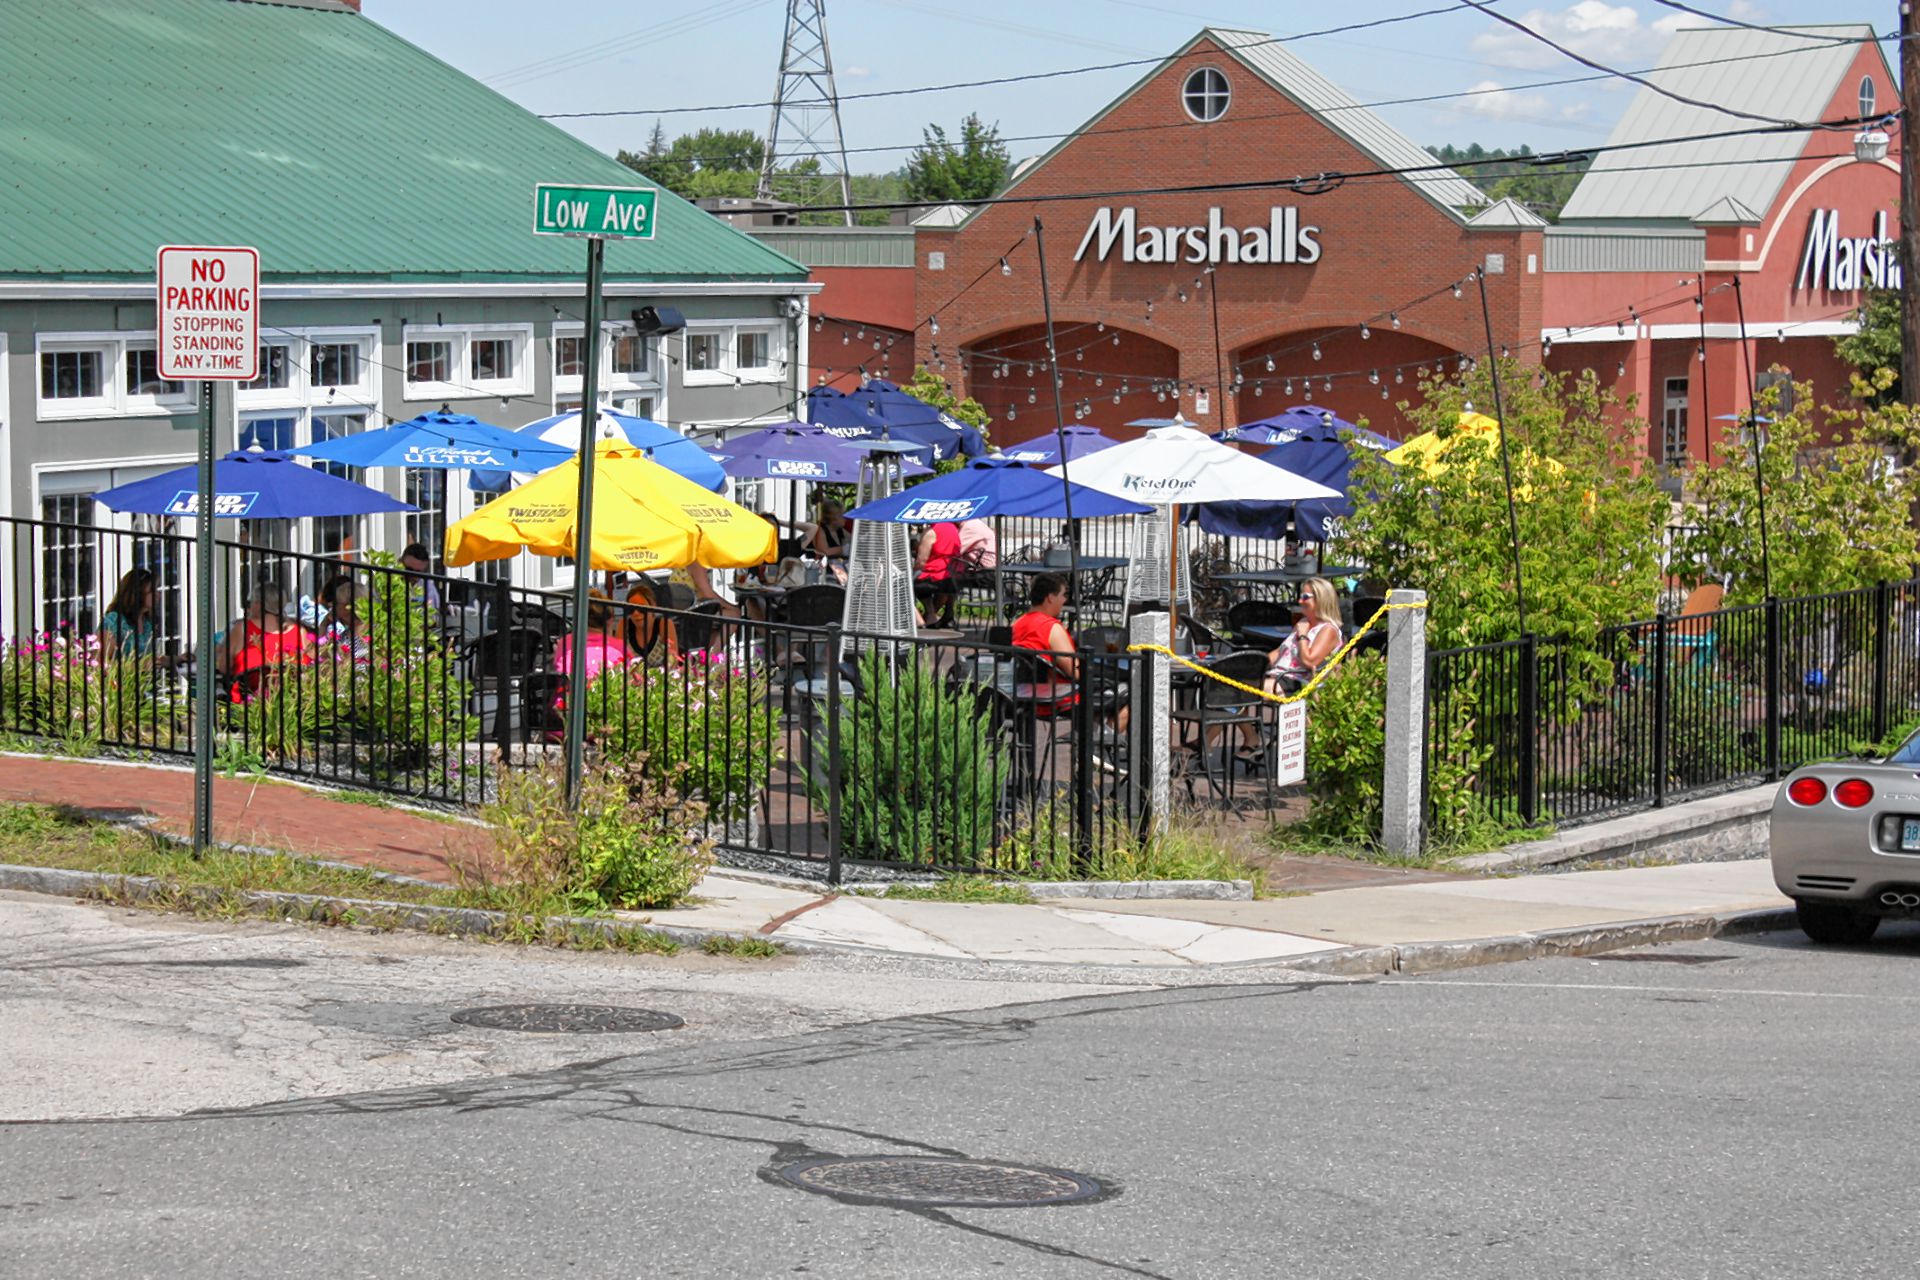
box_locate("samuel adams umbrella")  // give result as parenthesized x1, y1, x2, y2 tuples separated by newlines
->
(468, 408, 724, 492)
(93, 449, 416, 519)
(857, 379, 987, 461)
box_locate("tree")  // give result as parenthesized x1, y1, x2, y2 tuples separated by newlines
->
(617, 126, 766, 201)
(904, 114, 1010, 205)
(1834, 288, 1902, 406)
(900, 366, 992, 474)
(1427, 143, 1591, 222)
(1675, 376, 1920, 603)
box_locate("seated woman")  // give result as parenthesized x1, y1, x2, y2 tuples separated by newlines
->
(98, 568, 161, 660)
(1011, 573, 1079, 716)
(810, 501, 850, 560)
(218, 583, 315, 701)
(1265, 576, 1343, 695)
(552, 589, 630, 688)
(914, 520, 962, 629)
(315, 575, 371, 662)
(623, 579, 670, 660)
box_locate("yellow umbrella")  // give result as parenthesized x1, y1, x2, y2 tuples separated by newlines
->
(1386, 410, 1565, 488)
(444, 438, 775, 572)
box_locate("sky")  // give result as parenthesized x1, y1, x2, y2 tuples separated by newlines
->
(364, 1, 1892, 170)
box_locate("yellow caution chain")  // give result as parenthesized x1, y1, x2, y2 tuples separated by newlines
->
(1126, 599, 1428, 705)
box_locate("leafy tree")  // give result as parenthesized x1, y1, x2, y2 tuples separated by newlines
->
(904, 114, 1010, 204)
(618, 126, 766, 201)
(1427, 143, 1591, 222)
(900, 366, 992, 474)
(1675, 375, 1920, 603)
(1834, 287, 1902, 406)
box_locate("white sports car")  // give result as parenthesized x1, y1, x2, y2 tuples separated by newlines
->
(1771, 733, 1920, 944)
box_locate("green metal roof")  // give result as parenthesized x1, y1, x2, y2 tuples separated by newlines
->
(0, 0, 806, 284)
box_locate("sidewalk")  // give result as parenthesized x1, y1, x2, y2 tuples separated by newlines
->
(0, 755, 1792, 971)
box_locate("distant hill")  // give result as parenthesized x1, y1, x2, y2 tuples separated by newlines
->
(1429, 144, 1591, 224)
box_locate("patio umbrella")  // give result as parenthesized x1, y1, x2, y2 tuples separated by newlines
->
(995, 425, 1120, 466)
(290, 410, 574, 472)
(445, 439, 775, 573)
(708, 421, 932, 483)
(805, 385, 891, 440)
(467, 408, 724, 493)
(857, 379, 987, 460)
(842, 456, 1151, 523)
(1199, 408, 1398, 541)
(93, 449, 416, 519)
(1386, 410, 1563, 478)
(1216, 405, 1399, 451)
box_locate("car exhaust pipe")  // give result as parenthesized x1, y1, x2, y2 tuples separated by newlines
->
(1878, 891, 1920, 910)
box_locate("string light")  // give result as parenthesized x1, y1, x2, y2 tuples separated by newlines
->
(999, 257, 1011, 276)
(1178, 288, 1188, 303)
(1264, 355, 1275, 372)
(1368, 369, 1379, 385)
(929, 318, 939, 335)
(1617, 360, 1626, 377)
(1322, 376, 1331, 392)
(1360, 323, 1370, 341)
(1395, 368, 1404, 384)
(1390, 312, 1400, 330)
(813, 317, 823, 333)
(1283, 379, 1294, 395)
(1452, 281, 1463, 299)
(1311, 342, 1322, 361)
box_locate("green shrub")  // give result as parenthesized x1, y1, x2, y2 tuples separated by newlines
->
(481, 756, 714, 911)
(1, 639, 185, 748)
(810, 649, 1007, 865)
(582, 652, 778, 824)
(1295, 653, 1388, 846)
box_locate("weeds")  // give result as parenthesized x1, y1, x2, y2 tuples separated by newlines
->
(876, 879, 1038, 905)
(700, 933, 783, 958)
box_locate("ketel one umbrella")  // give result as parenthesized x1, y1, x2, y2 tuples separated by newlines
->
(708, 421, 932, 484)
(1055, 423, 1342, 507)
(93, 449, 416, 519)
(995, 425, 1120, 466)
(445, 439, 774, 574)
(843, 456, 1151, 523)
(290, 410, 574, 472)
(467, 408, 724, 493)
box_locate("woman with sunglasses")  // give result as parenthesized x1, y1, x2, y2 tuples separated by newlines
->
(1264, 576, 1342, 695)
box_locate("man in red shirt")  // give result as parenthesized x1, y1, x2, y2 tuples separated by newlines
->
(914, 521, 962, 628)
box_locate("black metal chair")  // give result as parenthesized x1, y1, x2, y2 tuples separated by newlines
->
(1349, 595, 1390, 653)
(676, 599, 727, 654)
(1225, 599, 1295, 647)
(654, 581, 696, 612)
(519, 671, 568, 743)
(1170, 651, 1272, 803)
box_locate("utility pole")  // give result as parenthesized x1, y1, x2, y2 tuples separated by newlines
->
(760, 0, 854, 225)
(1903, 0, 1917, 400)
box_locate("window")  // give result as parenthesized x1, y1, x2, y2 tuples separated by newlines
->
(39, 492, 100, 636)
(736, 330, 770, 372)
(553, 323, 659, 413)
(124, 347, 183, 399)
(555, 335, 585, 379)
(687, 332, 724, 373)
(1182, 67, 1230, 122)
(310, 342, 360, 390)
(310, 413, 368, 577)
(1861, 75, 1877, 120)
(407, 339, 452, 385)
(611, 333, 650, 377)
(246, 343, 294, 391)
(682, 322, 785, 386)
(40, 348, 107, 402)
(405, 469, 449, 574)
(471, 337, 515, 382)
(1662, 377, 1689, 464)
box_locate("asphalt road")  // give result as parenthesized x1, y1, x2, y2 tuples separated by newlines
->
(3, 893, 1918, 1279)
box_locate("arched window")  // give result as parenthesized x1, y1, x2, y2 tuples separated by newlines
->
(1182, 67, 1230, 122)
(1860, 75, 1877, 120)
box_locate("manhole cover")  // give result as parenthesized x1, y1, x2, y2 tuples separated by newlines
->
(449, 1003, 684, 1034)
(772, 1156, 1103, 1208)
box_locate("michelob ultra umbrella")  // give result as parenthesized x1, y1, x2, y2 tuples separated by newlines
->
(290, 410, 574, 472)
(444, 439, 775, 573)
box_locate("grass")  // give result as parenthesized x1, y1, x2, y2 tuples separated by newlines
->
(1264, 810, 1547, 870)
(0, 801, 784, 960)
(872, 879, 1039, 905)
(701, 934, 784, 958)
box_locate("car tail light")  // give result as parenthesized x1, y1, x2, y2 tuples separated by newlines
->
(1787, 777, 1828, 806)
(1834, 778, 1875, 808)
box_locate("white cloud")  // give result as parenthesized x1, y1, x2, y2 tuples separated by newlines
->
(1453, 78, 1557, 120)
(842, 65, 873, 79)
(1470, 2, 1684, 72)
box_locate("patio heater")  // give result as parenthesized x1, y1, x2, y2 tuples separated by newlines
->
(1124, 504, 1191, 612)
(841, 441, 923, 653)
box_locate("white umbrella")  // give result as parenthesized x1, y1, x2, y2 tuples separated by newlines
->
(1047, 424, 1340, 626)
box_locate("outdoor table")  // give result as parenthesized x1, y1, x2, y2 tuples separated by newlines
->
(996, 557, 1128, 577)
(1209, 565, 1358, 589)
(1241, 624, 1291, 646)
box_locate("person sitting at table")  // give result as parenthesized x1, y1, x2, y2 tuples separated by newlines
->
(956, 517, 997, 569)
(315, 574, 372, 661)
(553, 589, 630, 693)
(98, 567, 161, 660)
(914, 520, 962, 628)
(1265, 576, 1343, 695)
(218, 583, 315, 701)
(623, 580, 671, 659)
(810, 500, 850, 560)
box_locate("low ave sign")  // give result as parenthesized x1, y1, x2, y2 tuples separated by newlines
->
(533, 184, 657, 239)
(156, 246, 258, 381)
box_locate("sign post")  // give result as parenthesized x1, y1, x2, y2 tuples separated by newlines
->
(533, 185, 656, 799)
(156, 244, 259, 856)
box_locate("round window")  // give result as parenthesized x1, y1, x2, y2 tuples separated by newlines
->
(1182, 67, 1230, 122)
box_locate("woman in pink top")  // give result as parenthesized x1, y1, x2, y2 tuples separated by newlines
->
(552, 590, 630, 708)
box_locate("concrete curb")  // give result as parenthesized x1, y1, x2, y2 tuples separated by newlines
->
(1456, 785, 1774, 874)
(708, 867, 1254, 902)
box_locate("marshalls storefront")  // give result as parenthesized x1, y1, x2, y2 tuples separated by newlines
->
(0, 0, 812, 638)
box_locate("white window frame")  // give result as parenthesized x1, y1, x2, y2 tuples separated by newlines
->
(34, 332, 195, 421)
(1182, 66, 1231, 123)
(681, 320, 786, 387)
(401, 322, 534, 402)
(552, 321, 664, 412)
(236, 326, 379, 413)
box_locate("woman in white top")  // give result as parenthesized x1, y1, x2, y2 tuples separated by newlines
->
(1265, 576, 1343, 695)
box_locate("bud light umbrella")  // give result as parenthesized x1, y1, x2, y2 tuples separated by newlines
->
(93, 449, 417, 519)
(842, 456, 1152, 523)
(467, 408, 724, 493)
(995, 425, 1120, 465)
(290, 410, 575, 472)
(707, 420, 932, 484)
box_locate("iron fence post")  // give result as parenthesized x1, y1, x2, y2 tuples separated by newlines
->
(1874, 579, 1893, 745)
(1072, 654, 1094, 871)
(825, 624, 844, 886)
(1765, 595, 1782, 780)
(491, 577, 512, 764)
(1652, 612, 1670, 808)
(1519, 632, 1539, 825)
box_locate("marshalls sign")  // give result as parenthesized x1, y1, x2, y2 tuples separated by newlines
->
(156, 245, 259, 381)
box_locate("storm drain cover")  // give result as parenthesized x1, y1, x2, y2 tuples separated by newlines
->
(773, 1156, 1103, 1209)
(449, 1003, 684, 1034)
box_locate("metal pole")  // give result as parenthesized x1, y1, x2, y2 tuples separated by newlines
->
(1474, 268, 1528, 636)
(1903, 0, 1918, 403)
(1207, 266, 1230, 435)
(1730, 277, 1772, 600)
(191, 381, 218, 855)
(1030, 219, 1081, 597)
(564, 236, 606, 800)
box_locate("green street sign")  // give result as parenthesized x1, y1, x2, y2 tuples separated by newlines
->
(533, 183, 658, 240)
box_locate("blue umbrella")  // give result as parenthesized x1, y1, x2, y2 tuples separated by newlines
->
(467, 409, 724, 492)
(1215, 405, 1400, 451)
(290, 410, 574, 472)
(708, 421, 932, 483)
(996, 425, 1120, 465)
(1196, 410, 1396, 540)
(805, 385, 890, 440)
(858, 379, 988, 460)
(93, 450, 416, 519)
(842, 457, 1151, 523)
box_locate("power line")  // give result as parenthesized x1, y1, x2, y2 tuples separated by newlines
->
(1646, 2, 1871, 44)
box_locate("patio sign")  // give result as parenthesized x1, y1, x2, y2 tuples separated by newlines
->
(533, 184, 658, 240)
(156, 245, 258, 381)
(1275, 701, 1307, 786)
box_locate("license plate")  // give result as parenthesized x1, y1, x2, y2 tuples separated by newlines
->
(1903, 818, 1920, 851)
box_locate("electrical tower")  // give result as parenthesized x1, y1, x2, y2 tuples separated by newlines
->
(759, 0, 854, 225)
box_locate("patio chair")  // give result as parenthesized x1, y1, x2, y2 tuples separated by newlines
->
(1670, 584, 1723, 665)
(519, 672, 568, 744)
(654, 581, 697, 612)
(1170, 650, 1273, 804)
(1224, 599, 1293, 648)
(1348, 595, 1389, 653)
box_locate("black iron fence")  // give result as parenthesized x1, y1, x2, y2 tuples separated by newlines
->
(1427, 579, 1920, 833)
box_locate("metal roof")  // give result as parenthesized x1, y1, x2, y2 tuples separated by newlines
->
(1559, 24, 1883, 225)
(1206, 29, 1489, 219)
(0, 0, 805, 283)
